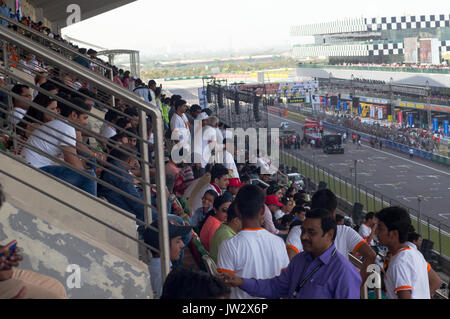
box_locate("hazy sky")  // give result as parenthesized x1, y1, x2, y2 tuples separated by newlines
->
(62, 0, 450, 57)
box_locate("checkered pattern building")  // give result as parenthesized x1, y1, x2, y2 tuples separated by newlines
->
(368, 42, 404, 56)
(291, 13, 450, 60)
(441, 40, 450, 54)
(367, 14, 450, 31)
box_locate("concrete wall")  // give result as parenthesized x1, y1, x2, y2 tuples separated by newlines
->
(0, 151, 153, 298)
(0, 152, 140, 259)
(0, 202, 152, 298)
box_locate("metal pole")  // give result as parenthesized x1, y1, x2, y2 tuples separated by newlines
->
(417, 196, 422, 236)
(427, 217, 430, 240)
(313, 151, 316, 189)
(438, 223, 442, 258)
(426, 81, 432, 131)
(373, 189, 376, 212)
(2, 42, 17, 153)
(390, 78, 396, 123)
(345, 178, 348, 202)
(110, 68, 116, 108)
(139, 110, 152, 227)
(153, 111, 170, 282)
(350, 168, 354, 203)
(354, 159, 358, 203)
(365, 187, 369, 213)
(333, 169, 336, 194)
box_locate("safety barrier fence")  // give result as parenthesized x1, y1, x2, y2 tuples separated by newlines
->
(278, 141, 450, 262)
(267, 106, 449, 259)
(267, 105, 450, 259)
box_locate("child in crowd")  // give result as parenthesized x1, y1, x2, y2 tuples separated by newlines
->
(190, 190, 217, 228)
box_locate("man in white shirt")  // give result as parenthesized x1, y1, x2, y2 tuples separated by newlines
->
(375, 207, 430, 299)
(9, 84, 32, 125)
(22, 97, 97, 196)
(99, 108, 119, 139)
(217, 184, 289, 299)
(310, 189, 376, 284)
(200, 118, 218, 168)
(21, 53, 40, 76)
(359, 212, 377, 246)
(219, 139, 239, 180)
(170, 99, 191, 148)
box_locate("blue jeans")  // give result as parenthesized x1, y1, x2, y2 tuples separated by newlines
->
(41, 165, 97, 197)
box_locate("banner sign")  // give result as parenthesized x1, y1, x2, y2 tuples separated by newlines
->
(198, 87, 208, 109)
(408, 113, 414, 127)
(237, 83, 280, 95)
(398, 111, 403, 124)
(287, 98, 305, 103)
(433, 118, 439, 132)
(378, 108, 384, 119)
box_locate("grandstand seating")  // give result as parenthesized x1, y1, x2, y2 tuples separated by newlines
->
(0, 17, 168, 298)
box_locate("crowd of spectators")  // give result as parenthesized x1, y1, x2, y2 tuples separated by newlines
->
(0, 7, 444, 300)
(337, 62, 450, 70)
(325, 113, 441, 152)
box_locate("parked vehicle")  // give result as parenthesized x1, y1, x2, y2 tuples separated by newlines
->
(323, 134, 345, 154)
(287, 173, 305, 189)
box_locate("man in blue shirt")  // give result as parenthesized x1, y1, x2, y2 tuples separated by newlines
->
(0, 0, 10, 27)
(220, 208, 362, 299)
(98, 144, 156, 222)
(73, 48, 91, 69)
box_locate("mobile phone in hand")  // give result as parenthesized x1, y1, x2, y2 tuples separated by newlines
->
(0, 240, 18, 260)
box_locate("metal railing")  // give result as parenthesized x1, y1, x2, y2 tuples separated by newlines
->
(0, 25, 171, 282)
(2, 16, 113, 78)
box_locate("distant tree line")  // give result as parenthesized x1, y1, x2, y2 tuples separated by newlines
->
(142, 57, 297, 79)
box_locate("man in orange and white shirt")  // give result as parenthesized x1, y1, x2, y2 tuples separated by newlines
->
(217, 185, 289, 299)
(375, 207, 430, 299)
(405, 230, 442, 297)
(358, 212, 377, 247)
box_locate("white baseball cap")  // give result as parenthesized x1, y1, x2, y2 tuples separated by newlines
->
(197, 112, 209, 121)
